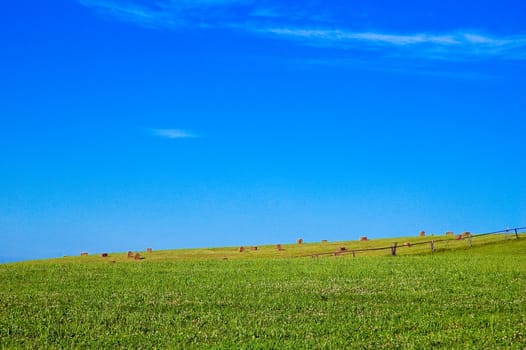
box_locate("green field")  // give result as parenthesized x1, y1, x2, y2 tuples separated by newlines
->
(1, 234, 525, 349)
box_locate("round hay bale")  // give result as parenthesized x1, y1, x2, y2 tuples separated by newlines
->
(445, 231, 454, 236)
(80, 252, 88, 256)
(462, 231, 471, 237)
(297, 238, 303, 244)
(419, 230, 426, 237)
(321, 240, 328, 243)
(455, 234, 462, 240)
(146, 248, 153, 253)
(276, 244, 283, 251)
(239, 246, 245, 252)
(359, 236, 368, 241)
(339, 246, 346, 252)
(100, 253, 108, 258)
(134, 253, 142, 260)
(127, 251, 134, 258)
(251, 246, 258, 251)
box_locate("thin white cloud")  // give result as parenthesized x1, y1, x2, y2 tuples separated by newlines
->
(262, 28, 464, 46)
(463, 33, 506, 45)
(77, 0, 526, 61)
(162, 0, 253, 7)
(261, 28, 459, 45)
(77, 0, 180, 29)
(256, 27, 526, 59)
(152, 129, 197, 139)
(77, 0, 253, 29)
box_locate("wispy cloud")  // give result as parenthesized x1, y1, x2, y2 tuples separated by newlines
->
(256, 28, 459, 46)
(77, 0, 254, 29)
(77, 0, 179, 29)
(152, 129, 197, 139)
(256, 27, 526, 60)
(77, 0, 526, 61)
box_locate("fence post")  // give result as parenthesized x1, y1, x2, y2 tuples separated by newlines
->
(515, 228, 519, 239)
(430, 240, 435, 254)
(352, 251, 356, 258)
(391, 243, 397, 256)
(468, 235, 472, 248)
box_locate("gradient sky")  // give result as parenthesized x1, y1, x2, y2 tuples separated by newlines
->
(1, 0, 525, 262)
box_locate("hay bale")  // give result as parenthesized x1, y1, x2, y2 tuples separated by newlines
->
(127, 251, 134, 258)
(100, 253, 108, 258)
(146, 248, 153, 253)
(251, 246, 258, 251)
(359, 236, 368, 241)
(321, 240, 328, 243)
(80, 252, 88, 256)
(134, 253, 141, 260)
(419, 230, 426, 237)
(239, 246, 245, 252)
(276, 244, 283, 251)
(445, 231, 454, 236)
(462, 231, 471, 237)
(297, 238, 303, 244)
(339, 247, 347, 252)
(455, 234, 462, 240)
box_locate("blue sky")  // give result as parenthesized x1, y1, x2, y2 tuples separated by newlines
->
(1, 0, 525, 262)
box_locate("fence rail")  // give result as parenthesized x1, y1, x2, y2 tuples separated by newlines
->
(303, 226, 525, 258)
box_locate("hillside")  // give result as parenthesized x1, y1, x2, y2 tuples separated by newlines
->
(15, 230, 525, 264)
(1, 234, 525, 348)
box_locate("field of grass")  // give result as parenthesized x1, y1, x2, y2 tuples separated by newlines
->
(1, 234, 525, 348)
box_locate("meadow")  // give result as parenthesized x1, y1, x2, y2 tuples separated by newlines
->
(1, 234, 525, 349)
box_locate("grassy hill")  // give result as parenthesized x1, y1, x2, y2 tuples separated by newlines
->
(1, 234, 525, 348)
(18, 230, 524, 264)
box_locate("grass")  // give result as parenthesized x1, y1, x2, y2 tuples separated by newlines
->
(1, 234, 525, 348)
(31, 231, 523, 263)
